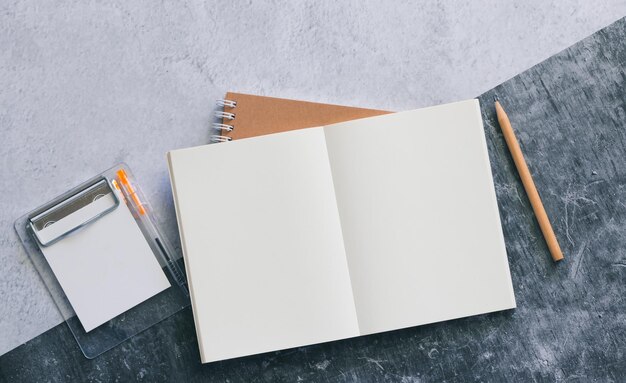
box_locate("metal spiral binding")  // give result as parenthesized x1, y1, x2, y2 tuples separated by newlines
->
(215, 111, 235, 120)
(211, 99, 237, 142)
(212, 123, 233, 132)
(210, 135, 232, 143)
(216, 99, 237, 108)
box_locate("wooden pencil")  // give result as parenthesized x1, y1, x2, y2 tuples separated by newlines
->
(494, 100, 564, 262)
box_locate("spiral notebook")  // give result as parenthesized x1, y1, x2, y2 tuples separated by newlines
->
(212, 92, 390, 142)
(170, 99, 516, 363)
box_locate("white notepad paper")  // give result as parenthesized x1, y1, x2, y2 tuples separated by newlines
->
(168, 99, 516, 363)
(41, 190, 171, 332)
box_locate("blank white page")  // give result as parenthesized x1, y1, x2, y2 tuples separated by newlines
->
(41, 192, 171, 332)
(168, 128, 359, 363)
(324, 100, 516, 335)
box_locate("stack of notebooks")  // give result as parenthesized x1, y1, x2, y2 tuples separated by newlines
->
(167, 92, 516, 363)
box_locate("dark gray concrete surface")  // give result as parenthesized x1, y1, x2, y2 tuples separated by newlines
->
(0, 16, 624, 383)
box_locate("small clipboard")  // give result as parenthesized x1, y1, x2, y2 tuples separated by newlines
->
(15, 164, 189, 359)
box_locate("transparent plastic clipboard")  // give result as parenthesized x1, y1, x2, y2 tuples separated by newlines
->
(14, 163, 189, 359)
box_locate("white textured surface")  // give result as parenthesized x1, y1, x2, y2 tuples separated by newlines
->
(0, 0, 624, 356)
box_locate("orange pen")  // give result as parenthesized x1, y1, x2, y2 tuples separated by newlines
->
(116, 169, 146, 215)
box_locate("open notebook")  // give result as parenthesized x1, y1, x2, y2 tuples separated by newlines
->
(169, 99, 516, 363)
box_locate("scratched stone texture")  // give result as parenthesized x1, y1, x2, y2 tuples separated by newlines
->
(0, 15, 624, 383)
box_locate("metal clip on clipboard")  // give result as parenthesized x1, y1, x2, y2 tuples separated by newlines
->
(15, 164, 189, 359)
(28, 178, 119, 247)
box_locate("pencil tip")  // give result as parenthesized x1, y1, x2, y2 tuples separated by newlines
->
(493, 95, 499, 102)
